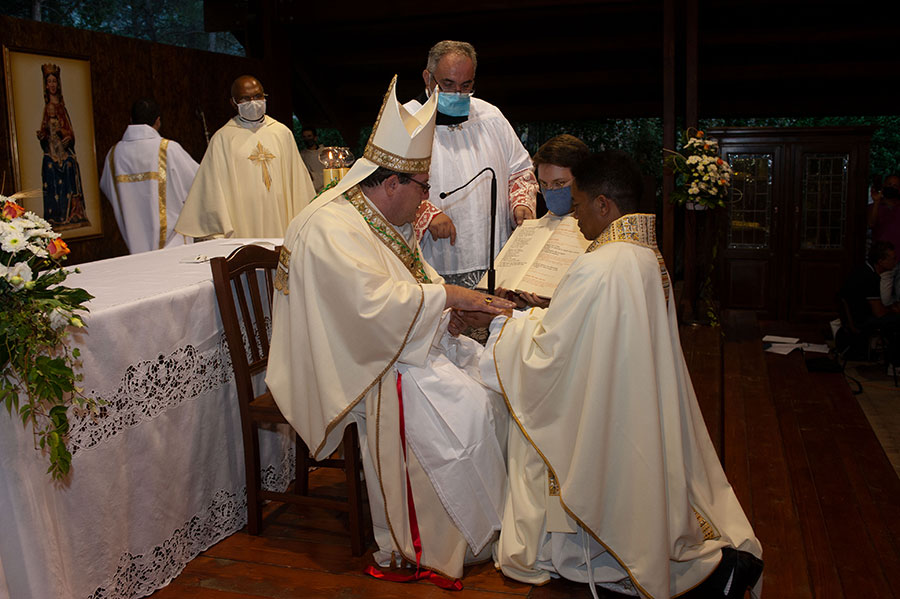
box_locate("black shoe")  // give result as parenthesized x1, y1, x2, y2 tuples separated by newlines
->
(680, 547, 764, 598)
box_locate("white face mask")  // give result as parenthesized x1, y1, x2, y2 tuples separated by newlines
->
(237, 99, 266, 121)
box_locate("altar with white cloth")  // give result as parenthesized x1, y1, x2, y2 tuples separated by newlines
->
(0, 239, 293, 599)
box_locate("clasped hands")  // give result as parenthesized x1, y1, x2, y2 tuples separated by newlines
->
(443, 285, 514, 336)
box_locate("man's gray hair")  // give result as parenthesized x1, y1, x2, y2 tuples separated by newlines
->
(426, 40, 478, 74)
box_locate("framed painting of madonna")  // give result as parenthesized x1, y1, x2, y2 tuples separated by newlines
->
(3, 47, 102, 239)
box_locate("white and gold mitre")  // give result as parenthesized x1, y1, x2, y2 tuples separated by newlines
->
(315, 76, 438, 200)
(362, 74, 437, 174)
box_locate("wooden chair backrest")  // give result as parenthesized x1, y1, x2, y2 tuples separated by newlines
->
(210, 244, 282, 405)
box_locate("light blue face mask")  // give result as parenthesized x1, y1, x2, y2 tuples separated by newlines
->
(437, 91, 472, 117)
(543, 186, 573, 215)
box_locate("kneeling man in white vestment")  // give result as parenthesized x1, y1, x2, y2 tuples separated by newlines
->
(459, 151, 764, 599)
(266, 76, 514, 587)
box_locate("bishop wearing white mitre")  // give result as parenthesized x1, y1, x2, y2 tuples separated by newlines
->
(266, 76, 514, 587)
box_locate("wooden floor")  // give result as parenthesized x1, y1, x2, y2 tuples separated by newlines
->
(151, 311, 900, 599)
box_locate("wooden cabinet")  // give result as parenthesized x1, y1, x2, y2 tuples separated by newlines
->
(708, 127, 873, 321)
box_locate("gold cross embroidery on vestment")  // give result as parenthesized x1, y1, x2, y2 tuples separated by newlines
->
(248, 141, 275, 190)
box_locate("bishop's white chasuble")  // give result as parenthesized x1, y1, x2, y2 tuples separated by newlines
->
(267, 185, 506, 582)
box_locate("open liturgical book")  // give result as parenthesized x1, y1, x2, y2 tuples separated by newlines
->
(477, 215, 591, 299)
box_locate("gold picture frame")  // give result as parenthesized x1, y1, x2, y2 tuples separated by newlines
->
(3, 46, 102, 239)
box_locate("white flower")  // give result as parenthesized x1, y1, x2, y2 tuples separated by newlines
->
(1, 227, 27, 254)
(23, 212, 52, 230)
(26, 242, 49, 258)
(5, 261, 33, 289)
(50, 307, 71, 330)
(0, 220, 20, 234)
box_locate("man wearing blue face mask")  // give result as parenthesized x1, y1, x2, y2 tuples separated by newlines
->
(176, 75, 315, 239)
(405, 41, 538, 288)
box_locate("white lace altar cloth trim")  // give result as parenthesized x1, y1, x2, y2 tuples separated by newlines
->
(69, 335, 233, 455)
(88, 457, 295, 599)
(88, 489, 244, 599)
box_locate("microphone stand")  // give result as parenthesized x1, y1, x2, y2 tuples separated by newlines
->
(439, 167, 497, 294)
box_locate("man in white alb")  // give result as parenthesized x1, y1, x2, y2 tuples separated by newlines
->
(458, 151, 764, 599)
(100, 98, 198, 253)
(175, 75, 315, 238)
(405, 41, 538, 288)
(266, 76, 514, 587)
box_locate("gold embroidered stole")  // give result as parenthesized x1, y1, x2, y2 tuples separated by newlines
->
(586, 213, 671, 304)
(274, 245, 291, 295)
(346, 186, 432, 284)
(273, 186, 432, 297)
(109, 138, 170, 249)
(157, 139, 169, 249)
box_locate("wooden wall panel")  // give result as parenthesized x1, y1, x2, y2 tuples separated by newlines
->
(1, 15, 287, 265)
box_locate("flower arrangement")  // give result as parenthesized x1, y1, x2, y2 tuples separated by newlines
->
(1, 193, 97, 479)
(665, 129, 733, 209)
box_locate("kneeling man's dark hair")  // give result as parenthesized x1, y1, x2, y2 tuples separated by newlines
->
(572, 150, 643, 214)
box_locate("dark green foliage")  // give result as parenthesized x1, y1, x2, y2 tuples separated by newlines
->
(291, 116, 347, 153)
(0, 0, 245, 56)
(701, 116, 900, 177)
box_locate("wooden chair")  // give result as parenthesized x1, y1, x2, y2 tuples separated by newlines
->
(210, 244, 367, 555)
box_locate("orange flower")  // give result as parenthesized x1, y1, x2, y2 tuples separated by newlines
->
(704, 144, 710, 150)
(696, 131, 705, 138)
(47, 238, 70, 259)
(716, 158, 724, 165)
(2, 200, 25, 220)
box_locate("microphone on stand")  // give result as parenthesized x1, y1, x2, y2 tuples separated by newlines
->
(439, 167, 497, 295)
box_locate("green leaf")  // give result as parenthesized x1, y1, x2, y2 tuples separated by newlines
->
(49, 405, 69, 435)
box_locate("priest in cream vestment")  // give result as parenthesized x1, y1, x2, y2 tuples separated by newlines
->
(100, 99, 199, 253)
(266, 77, 514, 586)
(175, 76, 315, 238)
(466, 152, 764, 599)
